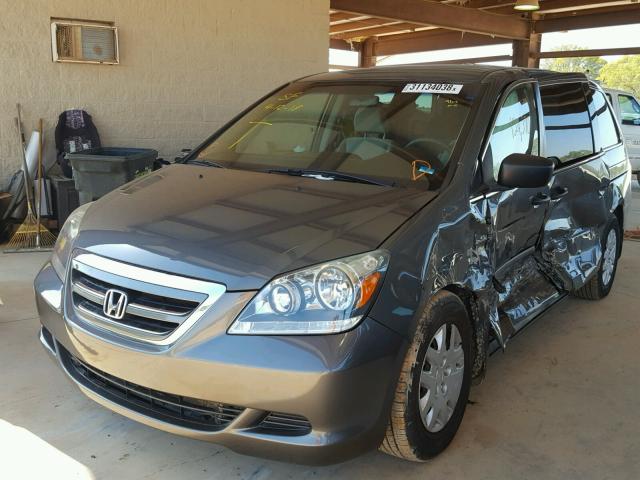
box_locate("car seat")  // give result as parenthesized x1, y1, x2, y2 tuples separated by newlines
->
(55, 110, 101, 178)
(337, 104, 394, 160)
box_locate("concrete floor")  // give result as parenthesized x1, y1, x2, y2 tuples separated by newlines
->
(628, 181, 640, 230)
(1, 189, 639, 479)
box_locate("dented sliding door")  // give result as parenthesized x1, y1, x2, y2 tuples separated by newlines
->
(539, 82, 609, 291)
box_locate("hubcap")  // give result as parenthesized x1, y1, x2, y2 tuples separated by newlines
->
(418, 323, 464, 433)
(601, 229, 617, 286)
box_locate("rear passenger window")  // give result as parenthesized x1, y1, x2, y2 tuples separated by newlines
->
(586, 88, 620, 150)
(540, 83, 594, 165)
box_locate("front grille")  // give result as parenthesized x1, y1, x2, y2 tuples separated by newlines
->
(259, 412, 312, 435)
(68, 252, 225, 344)
(72, 268, 199, 335)
(59, 345, 244, 431)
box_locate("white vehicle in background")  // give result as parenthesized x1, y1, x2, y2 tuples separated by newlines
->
(604, 88, 640, 186)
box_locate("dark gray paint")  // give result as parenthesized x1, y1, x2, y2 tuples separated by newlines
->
(34, 65, 633, 464)
(76, 165, 435, 291)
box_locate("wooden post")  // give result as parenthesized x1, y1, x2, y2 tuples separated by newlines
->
(512, 39, 528, 67)
(528, 33, 541, 68)
(359, 38, 376, 68)
(512, 33, 541, 68)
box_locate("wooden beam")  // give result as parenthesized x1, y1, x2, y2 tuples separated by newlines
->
(419, 54, 513, 64)
(535, 0, 636, 14)
(330, 38, 362, 51)
(375, 29, 511, 56)
(534, 7, 640, 32)
(330, 18, 392, 33)
(535, 47, 640, 58)
(330, 0, 531, 39)
(332, 23, 427, 40)
(330, 12, 365, 23)
(460, 0, 635, 13)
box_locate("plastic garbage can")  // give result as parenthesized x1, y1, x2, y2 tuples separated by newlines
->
(68, 147, 157, 204)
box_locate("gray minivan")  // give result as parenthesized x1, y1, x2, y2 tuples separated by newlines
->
(35, 65, 632, 465)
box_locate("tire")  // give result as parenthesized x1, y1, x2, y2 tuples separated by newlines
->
(573, 217, 621, 300)
(380, 290, 472, 461)
(636, 173, 640, 189)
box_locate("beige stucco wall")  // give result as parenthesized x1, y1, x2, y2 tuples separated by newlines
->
(0, 0, 328, 189)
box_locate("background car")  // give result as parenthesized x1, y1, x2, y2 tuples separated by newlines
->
(604, 88, 640, 186)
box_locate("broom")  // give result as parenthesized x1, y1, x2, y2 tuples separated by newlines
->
(4, 106, 57, 252)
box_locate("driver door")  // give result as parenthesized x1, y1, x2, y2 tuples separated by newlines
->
(481, 82, 557, 343)
(483, 82, 549, 268)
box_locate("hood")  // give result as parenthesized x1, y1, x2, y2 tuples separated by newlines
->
(75, 164, 436, 290)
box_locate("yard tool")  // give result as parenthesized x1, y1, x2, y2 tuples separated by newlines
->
(4, 106, 57, 252)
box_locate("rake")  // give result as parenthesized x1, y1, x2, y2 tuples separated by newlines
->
(4, 106, 57, 253)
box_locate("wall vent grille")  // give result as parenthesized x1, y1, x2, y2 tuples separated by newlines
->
(51, 19, 119, 64)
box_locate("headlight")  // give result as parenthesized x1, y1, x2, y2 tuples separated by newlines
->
(51, 203, 92, 279)
(228, 250, 389, 335)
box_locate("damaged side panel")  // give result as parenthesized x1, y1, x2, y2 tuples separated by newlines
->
(541, 142, 627, 292)
(369, 191, 499, 379)
(371, 187, 562, 380)
(540, 160, 609, 291)
(371, 186, 566, 381)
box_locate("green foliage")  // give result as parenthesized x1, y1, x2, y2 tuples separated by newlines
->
(541, 45, 606, 79)
(599, 56, 640, 97)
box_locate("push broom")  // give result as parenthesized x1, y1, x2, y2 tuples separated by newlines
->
(4, 105, 57, 252)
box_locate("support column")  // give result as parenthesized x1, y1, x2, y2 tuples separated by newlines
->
(512, 33, 542, 68)
(359, 38, 376, 68)
(528, 33, 541, 68)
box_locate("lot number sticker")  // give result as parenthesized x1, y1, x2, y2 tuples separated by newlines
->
(402, 83, 463, 94)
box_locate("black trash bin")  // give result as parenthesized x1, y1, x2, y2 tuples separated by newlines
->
(68, 147, 157, 204)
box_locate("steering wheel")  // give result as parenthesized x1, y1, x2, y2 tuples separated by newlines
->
(403, 138, 453, 171)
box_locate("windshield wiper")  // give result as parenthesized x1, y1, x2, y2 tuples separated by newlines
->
(186, 159, 225, 168)
(266, 168, 395, 187)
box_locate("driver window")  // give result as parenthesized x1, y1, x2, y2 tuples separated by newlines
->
(486, 84, 539, 181)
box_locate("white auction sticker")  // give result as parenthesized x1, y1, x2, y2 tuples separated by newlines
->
(402, 83, 463, 94)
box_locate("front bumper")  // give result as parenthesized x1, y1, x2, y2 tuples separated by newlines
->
(35, 262, 406, 465)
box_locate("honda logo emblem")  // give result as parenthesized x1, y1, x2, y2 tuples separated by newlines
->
(103, 289, 128, 320)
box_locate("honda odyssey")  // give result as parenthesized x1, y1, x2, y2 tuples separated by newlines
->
(35, 65, 632, 465)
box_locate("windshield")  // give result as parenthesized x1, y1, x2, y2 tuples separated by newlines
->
(193, 81, 481, 189)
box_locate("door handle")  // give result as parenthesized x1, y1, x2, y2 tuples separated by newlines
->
(550, 186, 569, 200)
(531, 192, 551, 206)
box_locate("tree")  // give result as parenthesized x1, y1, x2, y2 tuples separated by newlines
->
(598, 56, 640, 97)
(541, 45, 606, 79)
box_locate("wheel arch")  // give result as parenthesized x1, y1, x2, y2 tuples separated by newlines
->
(440, 284, 488, 382)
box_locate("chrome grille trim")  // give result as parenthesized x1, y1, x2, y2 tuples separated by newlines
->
(72, 280, 190, 323)
(75, 303, 173, 341)
(68, 252, 226, 345)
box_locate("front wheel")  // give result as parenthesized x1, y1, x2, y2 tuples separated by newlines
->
(380, 290, 472, 461)
(573, 217, 621, 300)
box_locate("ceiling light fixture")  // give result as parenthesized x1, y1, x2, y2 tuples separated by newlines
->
(514, 0, 540, 11)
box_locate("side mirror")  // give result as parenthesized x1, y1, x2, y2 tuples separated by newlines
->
(498, 153, 554, 189)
